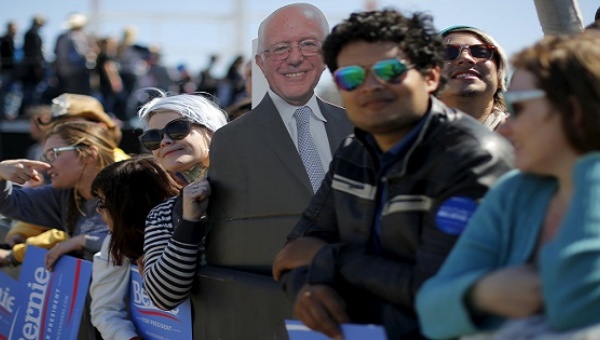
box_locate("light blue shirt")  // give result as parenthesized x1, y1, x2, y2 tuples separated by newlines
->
(268, 90, 332, 174)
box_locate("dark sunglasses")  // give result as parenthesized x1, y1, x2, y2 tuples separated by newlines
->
(443, 44, 495, 61)
(138, 118, 195, 151)
(333, 58, 412, 92)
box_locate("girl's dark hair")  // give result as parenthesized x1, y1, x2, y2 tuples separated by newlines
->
(91, 156, 180, 265)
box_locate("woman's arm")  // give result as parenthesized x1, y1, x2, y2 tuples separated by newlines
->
(91, 237, 139, 339)
(416, 172, 540, 339)
(142, 198, 205, 310)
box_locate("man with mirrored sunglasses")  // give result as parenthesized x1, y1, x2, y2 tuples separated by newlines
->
(274, 9, 514, 339)
(438, 26, 510, 131)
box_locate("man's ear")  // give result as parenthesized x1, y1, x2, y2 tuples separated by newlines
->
(423, 66, 442, 94)
(255, 54, 265, 74)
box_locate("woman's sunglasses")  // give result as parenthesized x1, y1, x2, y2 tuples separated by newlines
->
(443, 44, 495, 61)
(333, 58, 412, 92)
(504, 89, 546, 118)
(138, 118, 196, 151)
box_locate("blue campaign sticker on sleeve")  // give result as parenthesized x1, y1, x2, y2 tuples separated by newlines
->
(435, 196, 478, 235)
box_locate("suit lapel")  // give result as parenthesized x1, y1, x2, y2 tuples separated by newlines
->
(253, 95, 313, 192)
(318, 98, 351, 152)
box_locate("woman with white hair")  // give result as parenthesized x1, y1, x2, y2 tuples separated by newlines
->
(137, 91, 228, 310)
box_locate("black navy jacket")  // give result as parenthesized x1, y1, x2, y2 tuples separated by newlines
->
(283, 97, 514, 339)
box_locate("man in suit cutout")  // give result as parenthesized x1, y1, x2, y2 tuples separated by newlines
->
(206, 3, 353, 273)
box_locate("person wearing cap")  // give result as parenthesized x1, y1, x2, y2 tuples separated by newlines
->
(53, 12, 96, 95)
(136, 92, 228, 311)
(39, 93, 129, 162)
(0, 21, 18, 119)
(0, 120, 116, 271)
(438, 26, 509, 131)
(0, 121, 117, 340)
(273, 9, 513, 339)
(19, 15, 46, 117)
(1, 95, 129, 261)
(417, 31, 600, 339)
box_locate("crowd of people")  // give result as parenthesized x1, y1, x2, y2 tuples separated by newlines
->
(1, 1, 600, 339)
(0, 13, 250, 123)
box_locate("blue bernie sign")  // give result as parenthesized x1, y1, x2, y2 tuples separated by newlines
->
(129, 265, 193, 340)
(8, 246, 92, 340)
(0, 270, 17, 339)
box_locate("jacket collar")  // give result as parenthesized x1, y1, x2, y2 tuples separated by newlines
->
(353, 96, 451, 176)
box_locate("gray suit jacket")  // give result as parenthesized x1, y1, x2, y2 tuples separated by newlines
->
(206, 93, 353, 273)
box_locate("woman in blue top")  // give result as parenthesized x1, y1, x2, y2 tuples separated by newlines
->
(417, 30, 600, 339)
(0, 121, 116, 269)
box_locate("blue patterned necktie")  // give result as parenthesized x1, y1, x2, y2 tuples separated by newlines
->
(294, 106, 325, 193)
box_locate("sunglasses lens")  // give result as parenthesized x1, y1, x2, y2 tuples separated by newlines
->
(443, 45, 461, 60)
(139, 119, 193, 151)
(372, 59, 407, 83)
(166, 120, 192, 140)
(469, 45, 493, 59)
(444, 45, 494, 60)
(139, 130, 162, 150)
(334, 66, 366, 91)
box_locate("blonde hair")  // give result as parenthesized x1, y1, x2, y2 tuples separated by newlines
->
(46, 121, 117, 230)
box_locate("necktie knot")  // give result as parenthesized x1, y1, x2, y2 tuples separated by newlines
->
(293, 106, 311, 125)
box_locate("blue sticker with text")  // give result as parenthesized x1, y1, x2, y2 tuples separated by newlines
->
(435, 196, 478, 235)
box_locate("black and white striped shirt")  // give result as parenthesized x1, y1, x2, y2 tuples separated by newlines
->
(142, 195, 206, 310)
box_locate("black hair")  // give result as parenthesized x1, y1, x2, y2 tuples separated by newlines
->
(322, 9, 444, 82)
(91, 156, 180, 265)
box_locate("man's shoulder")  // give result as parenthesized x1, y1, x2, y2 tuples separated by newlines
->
(431, 109, 509, 148)
(420, 110, 514, 172)
(317, 97, 345, 110)
(214, 106, 262, 137)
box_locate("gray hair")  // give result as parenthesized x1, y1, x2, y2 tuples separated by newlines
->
(256, 3, 329, 54)
(137, 91, 228, 132)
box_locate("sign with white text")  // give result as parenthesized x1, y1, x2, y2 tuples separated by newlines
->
(8, 246, 92, 340)
(129, 265, 193, 340)
(0, 270, 17, 339)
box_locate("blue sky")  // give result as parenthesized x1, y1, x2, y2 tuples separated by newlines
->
(1, 0, 597, 78)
